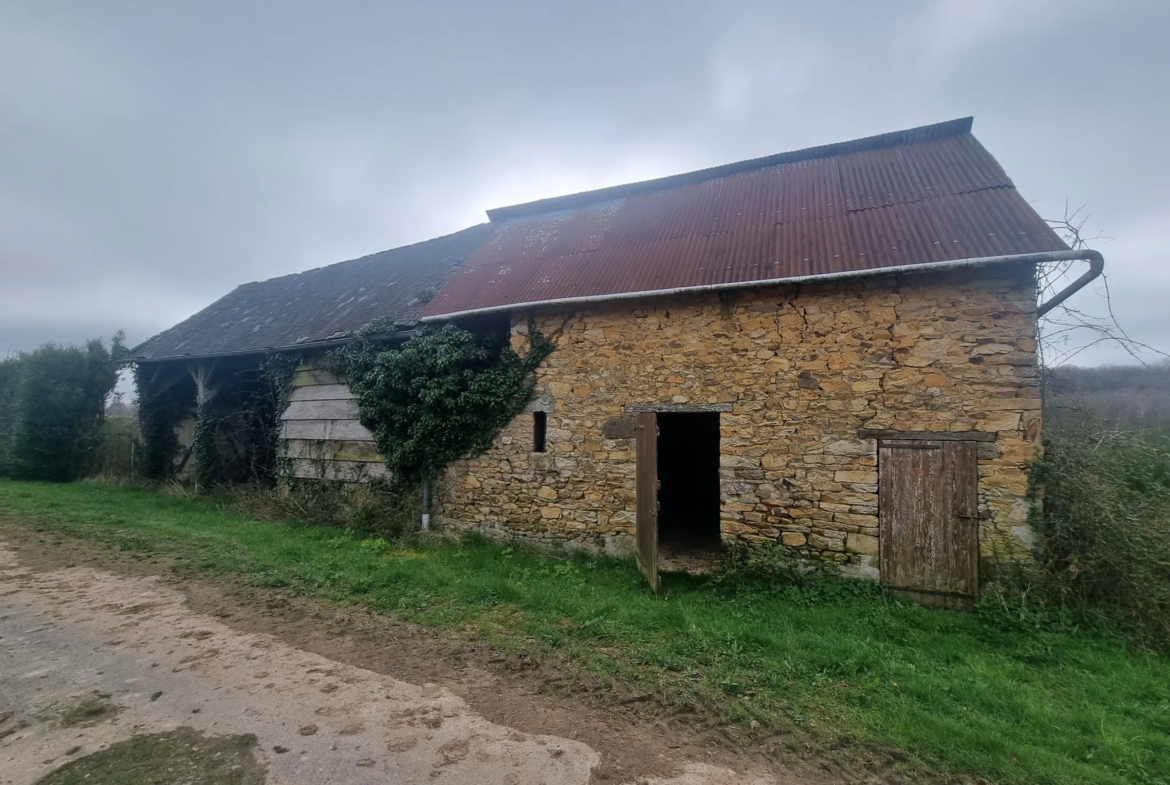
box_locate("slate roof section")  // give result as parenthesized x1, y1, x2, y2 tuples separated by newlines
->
(133, 223, 495, 361)
(420, 119, 1067, 320)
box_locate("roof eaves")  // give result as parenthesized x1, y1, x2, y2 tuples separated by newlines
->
(420, 248, 1082, 323)
(127, 328, 418, 365)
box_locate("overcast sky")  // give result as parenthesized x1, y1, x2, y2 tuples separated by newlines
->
(2, 0, 1167, 366)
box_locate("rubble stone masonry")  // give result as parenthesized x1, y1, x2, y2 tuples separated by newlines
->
(437, 264, 1042, 578)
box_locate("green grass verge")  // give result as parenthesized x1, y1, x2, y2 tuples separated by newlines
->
(1, 479, 1167, 785)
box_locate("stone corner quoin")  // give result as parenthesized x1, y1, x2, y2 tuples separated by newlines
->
(436, 264, 1043, 576)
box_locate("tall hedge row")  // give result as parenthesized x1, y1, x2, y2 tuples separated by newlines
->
(1025, 418, 1170, 650)
(0, 334, 126, 482)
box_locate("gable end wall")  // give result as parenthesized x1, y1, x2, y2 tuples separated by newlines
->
(436, 265, 1042, 576)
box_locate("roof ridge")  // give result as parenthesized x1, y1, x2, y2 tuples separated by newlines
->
(486, 117, 974, 222)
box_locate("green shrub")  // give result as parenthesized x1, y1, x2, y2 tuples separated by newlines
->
(0, 357, 23, 474)
(1023, 417, 1170, 649)
(330, 323, 553, 489)
(214, 478, 421, 538)
(0, 334, 125, 482)
(95, 415, 140, 478)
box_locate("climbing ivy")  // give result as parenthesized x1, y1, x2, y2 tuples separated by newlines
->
(192, 353, 300, 488)
(136, 352, 298, 486)
(330, 322, 553, 489)
(134, 364, 195, 481)
(191, 398, 219, 488)
(263, 353, 301, 484)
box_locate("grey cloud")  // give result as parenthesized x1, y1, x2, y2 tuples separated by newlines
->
(0, 0, 1166, 363)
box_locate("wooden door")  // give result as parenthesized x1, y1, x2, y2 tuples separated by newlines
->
(878, 439, 979, 609)
(635, 412, 659, 593)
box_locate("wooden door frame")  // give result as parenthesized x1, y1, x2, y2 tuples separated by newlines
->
(635, 411, 659, 593)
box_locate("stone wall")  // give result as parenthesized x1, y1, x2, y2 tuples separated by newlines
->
(436, 264, 1042, 576)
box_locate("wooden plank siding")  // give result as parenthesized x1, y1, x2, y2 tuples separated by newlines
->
(283, 398, 360, 421)
(281, 356, 385, 482)
(289, 458, 388, 482)
(284, 439, 382, 462)
(288, 383, 358, 402)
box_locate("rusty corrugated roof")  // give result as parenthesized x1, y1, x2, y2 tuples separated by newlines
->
(421, 118, 1066, 319)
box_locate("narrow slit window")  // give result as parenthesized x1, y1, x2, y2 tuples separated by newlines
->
(533, 411, 547, 453)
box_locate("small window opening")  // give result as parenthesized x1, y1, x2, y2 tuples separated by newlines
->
(533, 411, 547, 453)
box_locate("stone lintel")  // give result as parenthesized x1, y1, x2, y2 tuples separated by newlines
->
(623, 403, 734, 413)
(856, 429, 997, 442)
(523, 394, 554, 413)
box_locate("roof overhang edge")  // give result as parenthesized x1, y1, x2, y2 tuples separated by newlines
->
(420, 249, 1099, 323)
(123, 329, 418, 366)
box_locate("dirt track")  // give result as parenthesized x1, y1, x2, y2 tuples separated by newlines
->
(0, 537, 815, 785)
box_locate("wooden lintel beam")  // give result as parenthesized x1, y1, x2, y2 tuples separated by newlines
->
(856, 429, 996, 442)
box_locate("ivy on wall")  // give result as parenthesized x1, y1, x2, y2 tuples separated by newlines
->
(192, 353, 300, 488)
(330, 322, 553, 489)
(136, 352, 298, 486)
(134, 364, 194, 481)
(191, 398, 219, 488)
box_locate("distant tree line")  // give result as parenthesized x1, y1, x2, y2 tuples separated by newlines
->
(1045, 359, 1170, 431)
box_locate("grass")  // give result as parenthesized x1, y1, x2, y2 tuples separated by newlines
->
(2, 479, 1168, 785)
(56, 695, 119, 728)
(36, 727, 264, 785)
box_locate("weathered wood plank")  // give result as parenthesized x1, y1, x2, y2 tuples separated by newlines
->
(880, 440, 944, 598)
(282, 398, 359, 421)
(289, 458, 388, 482)
(945, 440, 980, 601)
(287, 384, 357, 403)
(290, 367, 345, 387)
(280, 419, 374, 442)
(284, 439, 382, 462)
(860, 429, 995, 442)
(635, 411, 659, 593)
(879, 439, 979, 610)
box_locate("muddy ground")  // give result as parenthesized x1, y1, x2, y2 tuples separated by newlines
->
(0, 522, 921, 784)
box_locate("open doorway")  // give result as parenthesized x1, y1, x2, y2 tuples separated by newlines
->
(656, 412, 722, 570)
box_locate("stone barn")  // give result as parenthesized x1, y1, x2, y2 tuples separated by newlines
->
(130, 117, 1104, 606)
(419, 118, 1102, 605)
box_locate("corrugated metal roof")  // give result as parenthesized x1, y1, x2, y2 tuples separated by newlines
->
(421, 119, 1066, 319)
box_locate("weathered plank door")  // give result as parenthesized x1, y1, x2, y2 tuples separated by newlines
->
(878, 439, 979, 609)
(635, 412, 659, 593)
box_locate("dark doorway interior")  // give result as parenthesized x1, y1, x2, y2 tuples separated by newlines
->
(656, 412, 721, 552)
